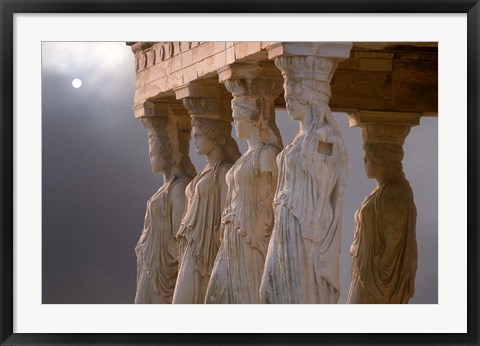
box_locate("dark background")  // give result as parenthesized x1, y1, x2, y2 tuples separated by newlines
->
(42, 42, 438, 304)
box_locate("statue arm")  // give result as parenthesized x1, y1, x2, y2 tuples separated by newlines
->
(218, 165, 231, 242)
(170, 181, 187, 238)
(218, 165, 230, 213)
(258, 145, 279, 181)
(250, 146, 279, 251)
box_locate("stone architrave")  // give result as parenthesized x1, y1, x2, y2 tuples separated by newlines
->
(347, 111, 419, 304)
(172, 82, 241, 304)
(134, 101, 196, 304)
(260, 43, 351, 304)
(205, 62, 284, 304)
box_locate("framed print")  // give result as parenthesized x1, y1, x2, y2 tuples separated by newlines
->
(1, 1, 479, 345)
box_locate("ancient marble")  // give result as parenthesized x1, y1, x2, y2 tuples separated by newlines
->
(134, 116, 195, 304)
(205, 63, 283, 304)
(347, 121, 417, 304)
(260, 53, 348, 304)
(172, 117, 241, 304)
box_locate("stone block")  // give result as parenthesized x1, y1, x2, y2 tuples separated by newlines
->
(192, 42, 226, 63)
(181, 42, 190, 52)
(182, 49, 194, 68)
(213, 52, 227, 70)
(182, 65, 199, 85)
(268, 42, 352, 60)
(225, 47, 236, 65)
(234, 42, 262, 59)
(170, 55, 182, 73)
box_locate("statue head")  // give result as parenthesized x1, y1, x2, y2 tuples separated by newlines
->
(142, 117, 183, 176)
(362, 125, 410, 182)
(231, 96, 261, 139)
(225, 76, 284, 150)
(148, 133, 174, 173)
(276, 56, 335, 128)
(191, 117, 241, 163)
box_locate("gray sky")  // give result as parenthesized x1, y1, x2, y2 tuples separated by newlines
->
(42, 42, 437, 304)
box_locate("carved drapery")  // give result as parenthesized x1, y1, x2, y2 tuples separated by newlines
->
(172, 81, 240, 304)
(205, 62, 284, 303)
(134, 101, 195, 304)
(347, 111, 419, 304)
(260, 43, 350, 304)
(129, 41, 437, 304)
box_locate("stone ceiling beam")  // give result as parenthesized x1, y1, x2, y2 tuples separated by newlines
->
(129, 41, 438, 117)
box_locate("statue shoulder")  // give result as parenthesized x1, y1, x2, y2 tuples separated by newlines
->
(170, 177, 187, 201)
(379, 182, 414, 219)
(381, 182, 413, 202)
(217, 162, 232, 180)
(258, 144, 280, 173)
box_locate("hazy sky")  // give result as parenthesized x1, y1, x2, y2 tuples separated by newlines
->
(42, 42, 438, 304)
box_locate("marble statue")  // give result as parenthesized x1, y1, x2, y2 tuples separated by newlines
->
(347, 124, 417, 304)
(134, 117, 196, 304)
(172, 117, 241, 304)
(260, 56, 348, 304)
(206, 77, 283, 304)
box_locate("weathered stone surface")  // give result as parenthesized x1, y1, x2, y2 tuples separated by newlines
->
(347, 111, 418, 304)
(206, 62, 283, 304)
(172, 116, 241, 304)
(175, 80, 233, 123)
(128, 41, 437, 305)
(134, 107, 196, 304)
(129, 41, 437, 116)
(260, 43, 349, 304)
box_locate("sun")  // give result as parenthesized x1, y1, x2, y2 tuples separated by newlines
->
(72, 78, 82, 88)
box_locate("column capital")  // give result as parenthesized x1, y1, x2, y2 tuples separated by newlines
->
(267, 42, 353, 60)
(218, 62, 283, 98)
(174, 80, 232, 122)
(133, 99, 189, 119)
(348, 111, 421, 154)
(347, 110, 421, 128)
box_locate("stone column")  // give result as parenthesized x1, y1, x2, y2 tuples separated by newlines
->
(260, 42, 351, 304)
(218, 61, 284, 147)
(202, 62, 284, 304)
(172, 81, 241, 304)
(134, 100, 196, 179)
(347, 110, 420, 304)
(133, 100, 196, 304)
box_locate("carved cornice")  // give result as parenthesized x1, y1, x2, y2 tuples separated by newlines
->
(131, 42, 206, 72)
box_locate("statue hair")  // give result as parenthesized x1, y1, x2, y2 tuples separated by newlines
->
(192, 118, 241, 163)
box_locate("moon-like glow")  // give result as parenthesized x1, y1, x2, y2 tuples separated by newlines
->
(72, 78, 82, 88)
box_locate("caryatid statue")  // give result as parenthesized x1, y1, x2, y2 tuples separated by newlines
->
(173, 84, 241, 304)
(260, 43, 350, 304)
(134, 111, 196, 304)
(347, 112, 418, 304)
(206, 63, 284, 304)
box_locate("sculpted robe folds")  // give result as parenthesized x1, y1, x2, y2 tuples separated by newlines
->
(135, 176, 187, 304)
(347, 181, 417, 304)
(206, 144, 279, 304)
(261, 119, 347, 304)
(173, 162, 231, 304)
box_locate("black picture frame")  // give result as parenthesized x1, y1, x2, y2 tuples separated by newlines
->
(1, 1, 479, 345)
